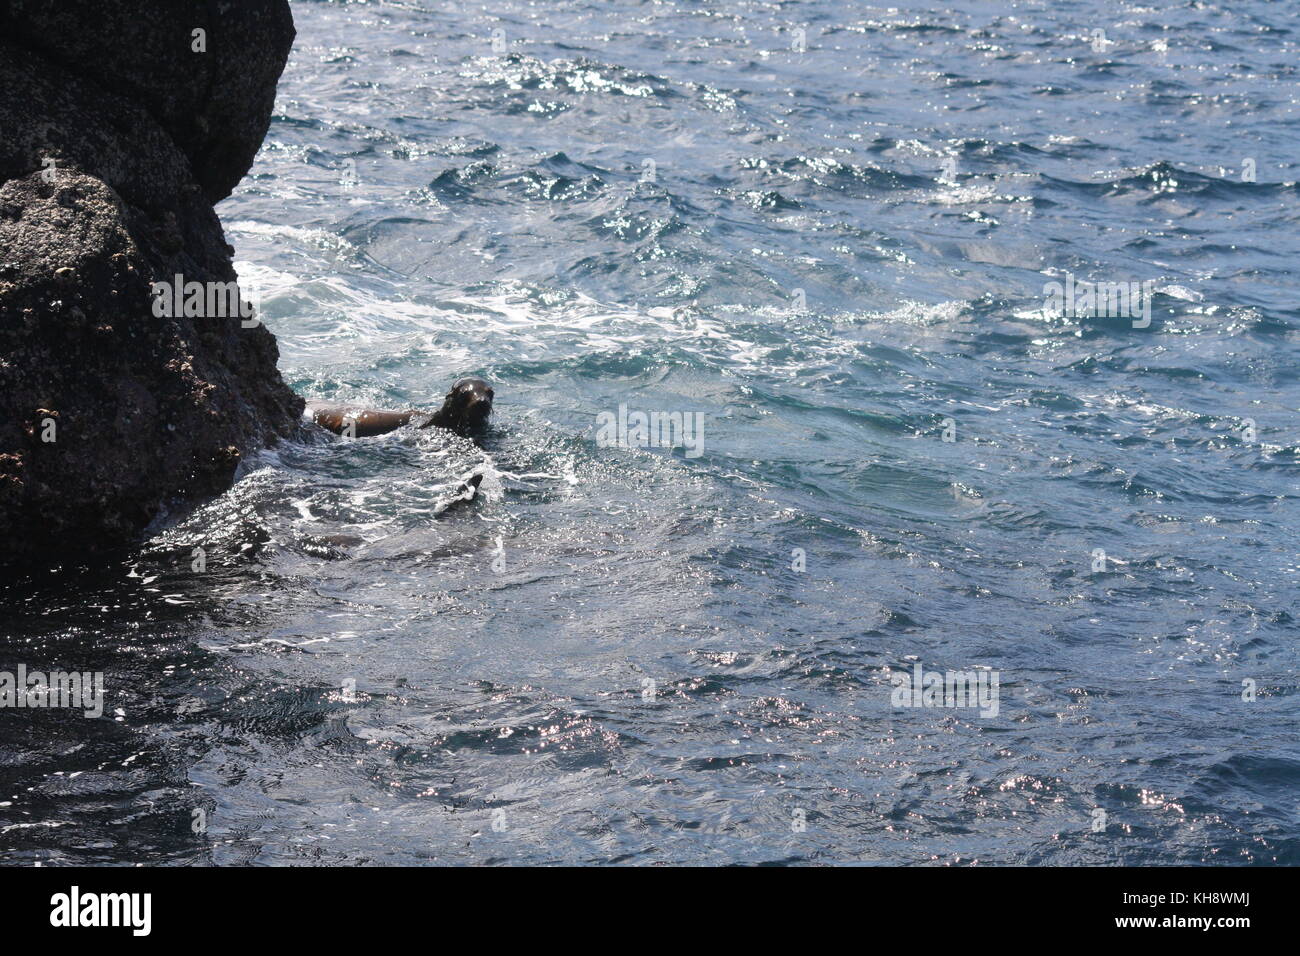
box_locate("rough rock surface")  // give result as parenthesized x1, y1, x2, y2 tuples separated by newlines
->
(0, 2, 302, 566)
(0, 0, 297, 203)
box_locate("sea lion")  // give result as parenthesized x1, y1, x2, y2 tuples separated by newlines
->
(305, 377, 494, 438)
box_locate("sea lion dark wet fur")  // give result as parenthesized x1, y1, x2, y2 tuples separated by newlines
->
(424, 378, 494, 434)
(306, 378, 494, 439)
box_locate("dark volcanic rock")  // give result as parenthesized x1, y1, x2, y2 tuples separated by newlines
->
(0, 2, 302, 567)
(0, 0, 296, 203)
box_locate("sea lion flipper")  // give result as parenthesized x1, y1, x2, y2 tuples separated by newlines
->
(432, 471, 484, 517)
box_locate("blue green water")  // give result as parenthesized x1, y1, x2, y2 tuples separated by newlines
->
(2, 0, 1298, 865)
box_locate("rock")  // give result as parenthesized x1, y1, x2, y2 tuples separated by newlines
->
(0, 2, 302, 567)
(0, 0, 296, 203)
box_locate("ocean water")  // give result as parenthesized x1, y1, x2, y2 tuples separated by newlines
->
(2, 0, 1299, 866)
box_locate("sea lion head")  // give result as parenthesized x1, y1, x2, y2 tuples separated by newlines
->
(431, 377, 494, 434)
